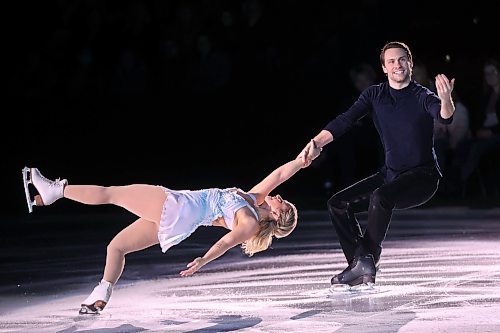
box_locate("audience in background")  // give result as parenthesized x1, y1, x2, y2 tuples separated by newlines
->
(413, 60, 471, 197)
(7, 1, 499, 207)
(412, 59, 437, 92)
(456, 58, 500, 197)
(319, 63, 383, 195)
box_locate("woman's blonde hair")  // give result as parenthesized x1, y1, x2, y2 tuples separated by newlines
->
(241, 200, 298, 256)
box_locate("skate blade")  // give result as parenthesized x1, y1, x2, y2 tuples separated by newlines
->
(330, 282, 376, 293)
(79, 299, 107, 315)
(22, 167, 34, 213)
(79, 305, 101, 315)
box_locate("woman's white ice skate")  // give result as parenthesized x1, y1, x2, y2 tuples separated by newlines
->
(22, 167, 67, 213)
(79, 280, 113, 315)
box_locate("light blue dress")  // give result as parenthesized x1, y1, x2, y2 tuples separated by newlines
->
(157, 187, 258, 252)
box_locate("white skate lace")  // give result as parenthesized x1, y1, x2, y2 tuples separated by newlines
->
(52, 178, 65, 187)
(38, 173, 64, 187)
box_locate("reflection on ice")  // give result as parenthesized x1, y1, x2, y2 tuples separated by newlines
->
(0, 209, 499, 332)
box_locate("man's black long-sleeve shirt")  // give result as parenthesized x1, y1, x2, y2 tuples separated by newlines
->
(324, 81, 453, 181)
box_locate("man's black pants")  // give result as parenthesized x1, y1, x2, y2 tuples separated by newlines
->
(327, 165, 440, 265)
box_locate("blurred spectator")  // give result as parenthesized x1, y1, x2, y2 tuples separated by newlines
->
(320, 63, 383, 193)
(110, 47, 147, 98)
(412, 59, 437, 92)
(457, 58, 500, 197)
(434, 90, 471, 196)
(413, 59, 472, 198)
(184, 33, 232, 97)
(434, 91, 471, 155)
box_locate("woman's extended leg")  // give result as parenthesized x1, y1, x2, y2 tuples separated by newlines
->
(64, 184, 167, 224)
(80, 217, 160, 314)
(103, 217, 160, 283)
(26, 167, 168, 223)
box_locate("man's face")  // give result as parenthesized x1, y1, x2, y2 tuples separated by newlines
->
(382, 48, 412, 85)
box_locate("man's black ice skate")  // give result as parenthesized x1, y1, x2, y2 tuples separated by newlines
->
(331, 254, 376, 290)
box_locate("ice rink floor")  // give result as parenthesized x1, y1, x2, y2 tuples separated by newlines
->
(1, 207, 499, 332)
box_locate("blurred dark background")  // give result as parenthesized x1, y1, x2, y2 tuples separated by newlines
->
(4, 0, 500, 217)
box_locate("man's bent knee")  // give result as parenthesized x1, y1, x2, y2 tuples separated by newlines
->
(327, 196, 349, 216)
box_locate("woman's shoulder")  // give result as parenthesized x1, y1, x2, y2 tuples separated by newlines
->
(236, 189, 258, 205)
(233, 207, 260, 232)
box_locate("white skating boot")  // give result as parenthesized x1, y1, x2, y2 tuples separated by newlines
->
(22, 167, 67, 213)
(79, 279, 114, 314)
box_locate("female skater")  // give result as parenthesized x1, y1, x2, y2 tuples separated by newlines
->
(22, 143, 321, 314)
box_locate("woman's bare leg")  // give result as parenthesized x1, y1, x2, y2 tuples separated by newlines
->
(103, 217, 160, 283)
(64, 184, 167, 224)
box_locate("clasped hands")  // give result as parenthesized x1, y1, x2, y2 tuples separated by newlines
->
(298, 139, 322, 167)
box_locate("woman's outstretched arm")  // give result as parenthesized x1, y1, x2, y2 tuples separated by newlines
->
(248, 150, 317, 205)
(179, 217, 258, 276)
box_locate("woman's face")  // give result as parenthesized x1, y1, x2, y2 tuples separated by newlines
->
(264, 194, 288, 220)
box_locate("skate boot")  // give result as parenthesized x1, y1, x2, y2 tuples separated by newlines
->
(22, 167, 67, 213)
(331, 254, 376, 288)
(79, 279, 113, 314)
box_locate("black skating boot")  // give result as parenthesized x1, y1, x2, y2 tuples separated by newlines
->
(331, 254, 376, 286)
